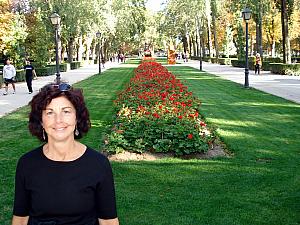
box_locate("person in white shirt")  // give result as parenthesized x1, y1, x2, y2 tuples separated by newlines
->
(3, 58, 16, 95)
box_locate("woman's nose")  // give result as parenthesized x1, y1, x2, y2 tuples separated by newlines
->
(55, 113, 63, 122)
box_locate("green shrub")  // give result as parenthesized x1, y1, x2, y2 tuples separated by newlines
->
(15, 70, 25, 82)
(291, 57, 300, 63)
(231, 58, 255, 70)
(60, 63, 70, 72)
(35, 67, 56, 76)
(210, 57, 218, 63)
(105, 62, 216, 155)
(70, 61, 81, 70)
(270, 63, 300, 75)
(263, 57, 282, 63)
(203, 57, 211, 62)
(218, 58, 236, 65)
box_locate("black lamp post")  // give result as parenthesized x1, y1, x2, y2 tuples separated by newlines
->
(96, 31, 101, 74)
(242, 8, 252, 88)
(199, 29, 203, 71)
(50, 13, 61, 83)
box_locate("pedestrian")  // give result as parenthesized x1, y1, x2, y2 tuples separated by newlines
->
(24, 59, 37, 94)
(255, 53, 261, 75)
(12, 82, 119, 225)
(3, 58, 16, 95)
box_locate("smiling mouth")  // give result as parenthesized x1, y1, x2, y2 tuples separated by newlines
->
(55, 127, 66, 131)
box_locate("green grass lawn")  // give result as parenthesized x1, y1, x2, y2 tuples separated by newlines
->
(0, 64, 299, 225)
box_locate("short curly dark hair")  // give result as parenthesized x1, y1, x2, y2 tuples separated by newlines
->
(28, 83, 91, 142)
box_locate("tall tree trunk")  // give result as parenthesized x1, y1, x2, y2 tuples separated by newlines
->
(77, 35, 83, 62)
(67, 37, 75, 63)
(195, 32, 199, 57)
(85, 35, 93, 62)
(281, 0, 291, 63)
(182, 35, 188, 54)
(201, 35, 205, 58)
(211, 0, 219, 59)
(205, 0, 213, 58)
(258, 4, 263, 57)
(189, 35, 192, 56)
(271, 14, 276, 57)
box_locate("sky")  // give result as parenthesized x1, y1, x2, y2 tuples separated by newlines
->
(145, 0, 165, 12)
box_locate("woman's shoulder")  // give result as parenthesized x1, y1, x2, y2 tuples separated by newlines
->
(19, 146, 43, 163)
(85, 147, 111, 167)
(86, 147, 109, 161)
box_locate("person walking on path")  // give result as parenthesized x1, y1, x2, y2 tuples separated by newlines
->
(24, 59, 37, 94)
(3, 58, 16, 95)
(255, 53, 261, 75)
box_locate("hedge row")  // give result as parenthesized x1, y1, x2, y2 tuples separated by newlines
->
(191, 56, 300, 75)
(0, 62, 82, 87)
(270, 63, 300, 75)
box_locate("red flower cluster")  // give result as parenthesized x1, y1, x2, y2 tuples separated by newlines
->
(107, 61, 215, 155)
(115, 61, 201, 122)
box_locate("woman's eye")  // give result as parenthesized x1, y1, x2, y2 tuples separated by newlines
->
(63, 110, 71, 114)
(46, 111, 53, 115)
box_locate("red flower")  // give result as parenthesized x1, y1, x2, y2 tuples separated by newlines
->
(187, 134, 193, 139)
(200, 121, 206, 127)
(152, 113, 160, 118)
(178, 115, 183, 119)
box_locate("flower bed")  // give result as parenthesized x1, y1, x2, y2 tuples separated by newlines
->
(104, 61, 216, 155)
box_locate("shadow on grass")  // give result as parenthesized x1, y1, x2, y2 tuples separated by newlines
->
(0, 65, 299, 225)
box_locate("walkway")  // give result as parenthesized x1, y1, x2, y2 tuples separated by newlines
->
(183, 60, 300, 104)
(0, 62, 119, 118)
(1, 59, 300, 118)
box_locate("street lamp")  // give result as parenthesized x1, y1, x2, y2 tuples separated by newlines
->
(199, 29, 203, 71)
(242, 7, 251, 88)
(96, 31, 101, 74)
(50, 12, 61, 83)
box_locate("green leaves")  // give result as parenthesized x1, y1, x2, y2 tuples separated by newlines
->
(104, 61, 215, 155)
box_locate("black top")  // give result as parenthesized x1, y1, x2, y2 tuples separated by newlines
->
(24, 64, 34, 77)
(13, 146, 117, 225)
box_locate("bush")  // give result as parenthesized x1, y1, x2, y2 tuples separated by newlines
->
(35, 67, 56, 76)
(15, 70, 25, 82)
(46, 63, 70, 73)
(60, 63, 70, 72)
(263, 57, 282, 63)
(203, 57, 211, 62)
(292, 57, 300, 63)
(231, 58, 255, 70)
(70, 61, 81, 70)
(104, 61, 216, 155)
(270, 63, 300, 75)
(218, 58, 236, 65)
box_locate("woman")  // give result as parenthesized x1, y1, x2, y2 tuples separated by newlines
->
(255, 53, 261, 75)
(12, 83, 119, 225)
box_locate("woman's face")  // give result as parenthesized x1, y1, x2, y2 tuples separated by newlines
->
(42, 96, 77, 143)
